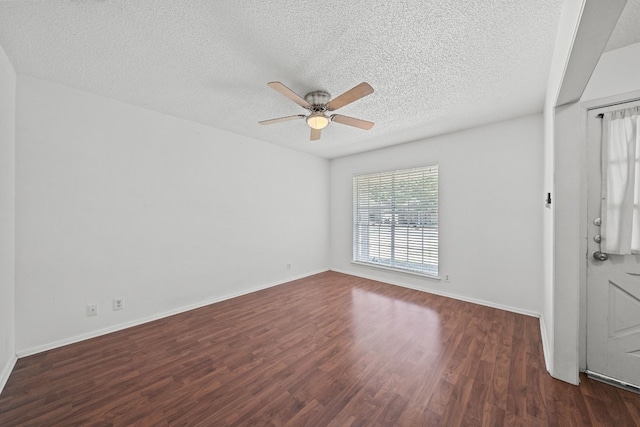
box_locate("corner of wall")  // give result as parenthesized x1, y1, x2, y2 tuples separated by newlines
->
(0, 41, 17, 395)
(543, 0, 625, 387)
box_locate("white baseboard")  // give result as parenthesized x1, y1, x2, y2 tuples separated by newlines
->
(0, 354, 17, 395)
(17, 269, 328, 358)
(331, 268, 541, 318)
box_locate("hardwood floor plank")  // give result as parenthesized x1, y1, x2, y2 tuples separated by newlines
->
(464, 360, 493, 425)
(283, 398, 325, 426)
(1, 271, 639, 426)
(442, 373, 476, 426)
(623, 393, 640, 426)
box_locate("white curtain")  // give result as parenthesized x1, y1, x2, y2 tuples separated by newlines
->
(602, 106, 640, 255)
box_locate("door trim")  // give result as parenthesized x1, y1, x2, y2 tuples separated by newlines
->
(580, 89, 640, 373)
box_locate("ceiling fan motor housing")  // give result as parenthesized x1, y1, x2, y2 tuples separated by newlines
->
(305, 91, 331, 112)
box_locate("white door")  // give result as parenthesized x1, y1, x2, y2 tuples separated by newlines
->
(586, 100, 640, 389)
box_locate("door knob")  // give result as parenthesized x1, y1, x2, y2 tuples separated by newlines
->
(593, 251, 608, 261)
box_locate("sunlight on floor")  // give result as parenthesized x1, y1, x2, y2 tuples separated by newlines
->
(350, 287, 442, 360)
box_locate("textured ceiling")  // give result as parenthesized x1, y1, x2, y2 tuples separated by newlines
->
(0, 0, 623, 158)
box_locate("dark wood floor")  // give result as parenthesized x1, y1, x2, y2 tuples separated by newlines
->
(1, 272, 639, 426)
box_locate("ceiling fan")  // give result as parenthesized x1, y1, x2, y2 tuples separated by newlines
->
(259, 81, 375, 141)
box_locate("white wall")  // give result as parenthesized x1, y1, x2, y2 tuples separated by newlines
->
(542, 0, 586, 379)
(0, 44, 16, 391)
(331, 114, 544, 315)
(582, 42, 640, 101)
(551, 101, 582, 384)
(14, 76, 330, 355)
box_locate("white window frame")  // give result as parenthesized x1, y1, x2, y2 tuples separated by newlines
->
(352, 164, 439, 277)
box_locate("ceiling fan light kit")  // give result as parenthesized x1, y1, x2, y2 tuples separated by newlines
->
(259, 81, 374, 141)
(307, 113, 329, 130)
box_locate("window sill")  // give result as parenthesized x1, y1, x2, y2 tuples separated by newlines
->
(351, 261, 440, 280)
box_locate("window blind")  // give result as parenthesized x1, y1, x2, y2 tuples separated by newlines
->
(353, 165, 438, 276)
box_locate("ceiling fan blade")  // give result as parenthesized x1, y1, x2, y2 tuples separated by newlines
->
(259, 115, 306, 125)
(326, 82, 374, 111)
(331, 114, 375, 130)
(310, 128, 321, 141)
(267, 82, 311, 109)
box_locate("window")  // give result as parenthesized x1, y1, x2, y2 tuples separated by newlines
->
(353, 165, 438, 277)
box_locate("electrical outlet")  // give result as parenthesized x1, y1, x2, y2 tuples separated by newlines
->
(287, 263, 291, 270)
(87, 304, 98, 317)
(113, 298, 124, 311)
(443, 274, 450, 283)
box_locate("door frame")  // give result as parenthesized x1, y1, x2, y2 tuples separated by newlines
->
(579, 89, 640, 372)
